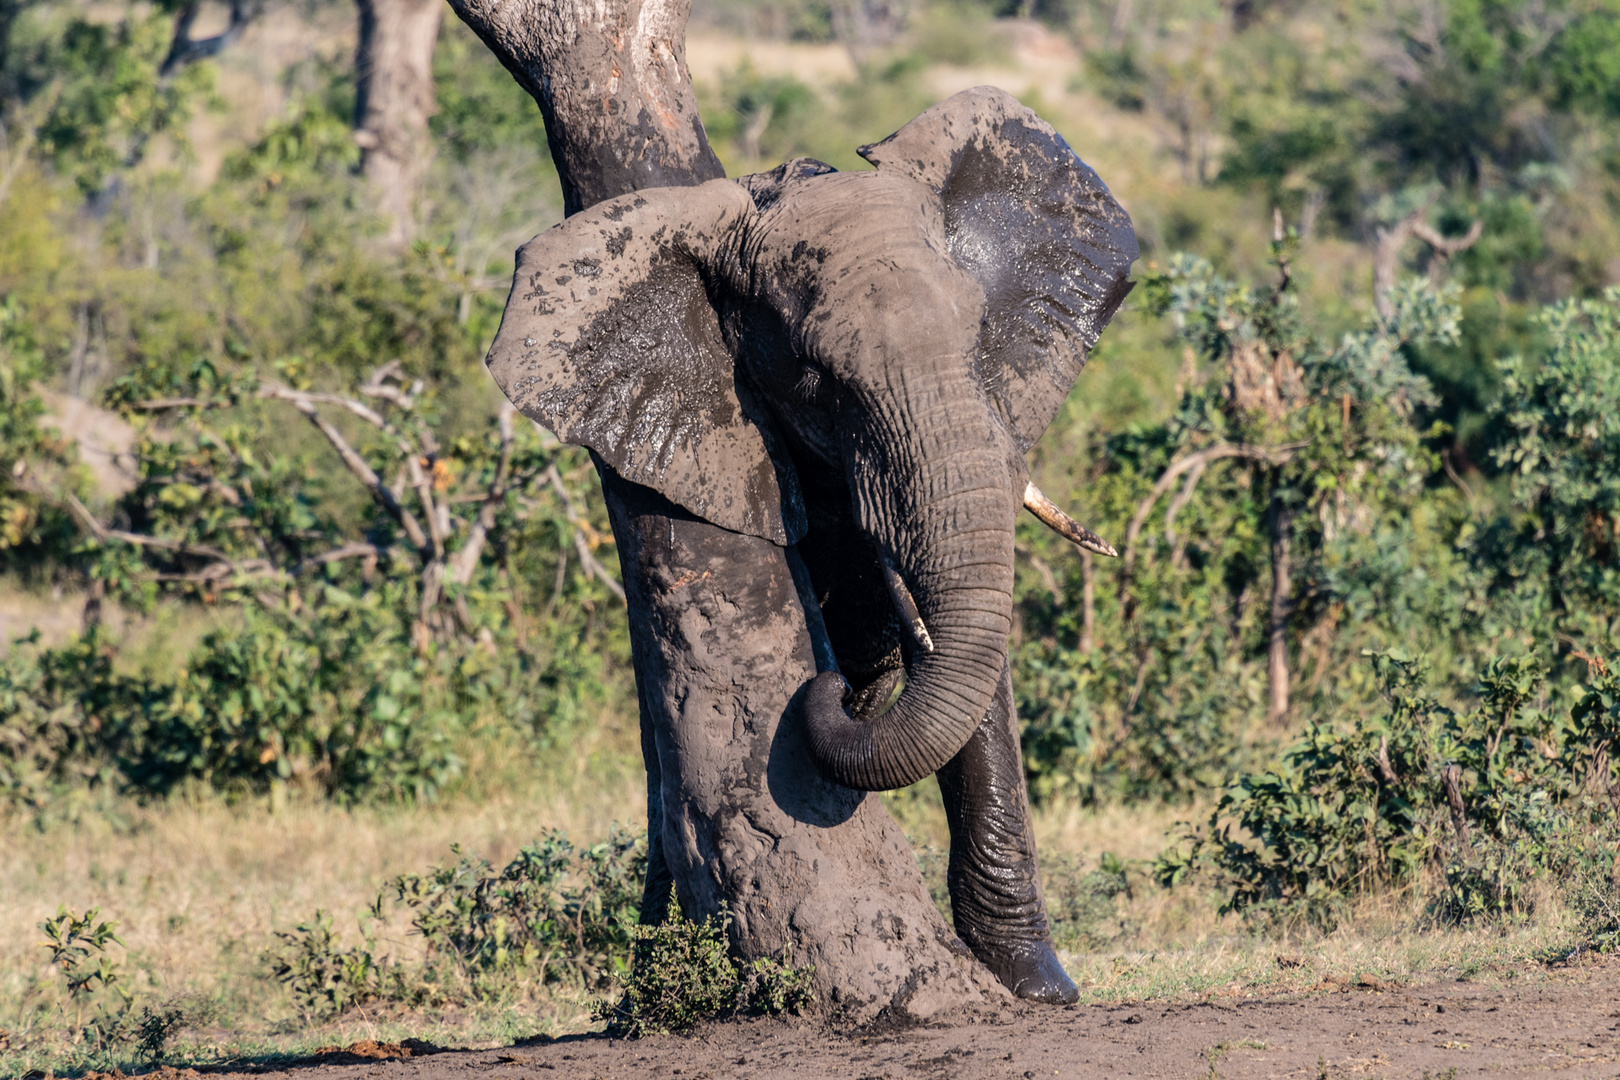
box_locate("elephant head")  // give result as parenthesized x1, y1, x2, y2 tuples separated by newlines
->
(486, 86, 1137, 792)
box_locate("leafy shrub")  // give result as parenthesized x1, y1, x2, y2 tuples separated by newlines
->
(1157, 652, 1620, 928)
(268, 827, 646, 1016)
(2, 348, 629, 808)
(391, 826, 645, 990)
(267, 907, 410, 1016)
(593, 905, 815, 1038)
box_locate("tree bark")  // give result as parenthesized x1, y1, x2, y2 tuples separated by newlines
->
(354, 0, 443, 246)
(449, 0, 1009, 1019)
(446, 0, 724, 216)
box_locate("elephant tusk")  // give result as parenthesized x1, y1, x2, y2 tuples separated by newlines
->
(882, 562, 935, 654)
(1023, 482, 1118, 558)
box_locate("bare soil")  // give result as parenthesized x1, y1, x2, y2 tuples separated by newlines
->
(202, 956, 1620, 1080)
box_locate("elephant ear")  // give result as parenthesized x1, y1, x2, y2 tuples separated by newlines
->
(858, 86, 1139, 452)
(486, 179, 805, 546)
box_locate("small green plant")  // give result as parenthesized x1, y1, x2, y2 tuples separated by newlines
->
(128, 996, 216, 1063)
(39, 907, 132, 1034)
(268, 826, 649, 1016)
(594, 903, 815, 1038)
(266, 908, 394, 1016)
(392, 825, 645, 991)
(36, 906, 134, 1049)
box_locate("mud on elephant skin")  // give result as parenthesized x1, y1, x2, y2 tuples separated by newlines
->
(485, 86, 1138, 1004)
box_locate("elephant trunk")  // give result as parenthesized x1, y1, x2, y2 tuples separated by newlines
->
(804, 444, 1015, 791)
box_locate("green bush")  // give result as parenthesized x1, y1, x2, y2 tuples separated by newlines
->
(269, 827, 646, 1015)
(1157, 652, 1620, 928)
(593, 905, 815, 1038)
(392, 826, 645, 990)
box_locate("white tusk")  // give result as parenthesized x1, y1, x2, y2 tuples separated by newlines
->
(882, 562, 934, 654)
(1023, 482, 1118, 558)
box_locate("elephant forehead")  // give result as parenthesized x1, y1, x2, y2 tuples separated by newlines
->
(747, 172, 985, 370)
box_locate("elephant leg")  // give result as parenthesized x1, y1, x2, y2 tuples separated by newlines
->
(935, 662, 1078, 1004)
(636, 678, 676, 926)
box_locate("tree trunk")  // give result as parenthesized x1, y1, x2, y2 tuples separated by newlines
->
(354, 0, 443, 246)
(1267, 485, 1293, 727)
(1079, 548, 1095, 654)
(449, 0, 1009, 1020)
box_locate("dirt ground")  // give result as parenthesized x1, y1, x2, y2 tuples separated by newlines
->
(186, 957, 1620, 1080)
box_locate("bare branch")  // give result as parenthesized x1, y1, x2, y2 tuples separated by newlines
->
(282, 398, 431, 554)
(127, 397, 217, 410)
(544, 464, 625, 603)
(1377, 735, 1400, 786)
(1122, 443, 1304, 580)
(259, 383, 394, 432)
(448, 401, 515, 586)
(1162, 459, 1207, 569)
(160, 0, 262, 77)
(1373, 199, 1482, 318)
(1373, 202, 1434, 320)
(305, 541, 390, 566)
(1412, 218, 1484, 259)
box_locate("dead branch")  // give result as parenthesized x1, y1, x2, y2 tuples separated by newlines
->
(305, 541, 390, 566)
(281, 398, 431, 555)
(1267, 485, 1295, 727)
(448, 401, 516, 586)
(544, 464, 626, 603)
(1079, 549, 1096, 655)
(1374, 201, 1483, 319)
(1443, 763, 1472, 857)
(1162, 458, 1207, 570)
(1122, 443, 1304, 580)
(160, 0, 262, 77)
(1377, 735, 1400, 786)
(1412, 219, 1484, 260)
(1015, 543, 1060, 597)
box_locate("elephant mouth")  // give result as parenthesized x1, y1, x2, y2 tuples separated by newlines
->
(800, 475, 1117, 792)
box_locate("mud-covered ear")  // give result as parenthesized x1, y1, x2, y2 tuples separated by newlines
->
(859, 86, 1139, 452)
(487, 179, 805, 545)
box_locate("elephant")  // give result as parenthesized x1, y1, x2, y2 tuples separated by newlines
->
(486, 86, 1137, 1003)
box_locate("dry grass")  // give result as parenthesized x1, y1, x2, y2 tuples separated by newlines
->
(0, 760, 1587, 1075)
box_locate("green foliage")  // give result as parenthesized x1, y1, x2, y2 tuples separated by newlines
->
(3, 341, 630, 806)
(16, 11, 211, 194)
(1045, 852, 1134, 950)
(1158, 652, 1620, 928)
(128, 997, 216, 1064)
(269, 828, 647, 1016)
(1016, 248, 1468, 805)
(40, 906, 129, 1007)
(1491, 289, 1620, 648)
(0, 297, 74, 555)
(267, 908, 398, 1016)
(593, 905, 815, 1038)
(391, 827, 645, 990)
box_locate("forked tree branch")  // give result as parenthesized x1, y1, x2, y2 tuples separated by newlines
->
(444, 0, 724, 215)
(448, 401, 516, 586)
(544, 464, 626, 602)
(1121, 443, 1304, 580)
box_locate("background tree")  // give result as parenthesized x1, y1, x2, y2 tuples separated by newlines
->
(353, 0, 444, 245)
